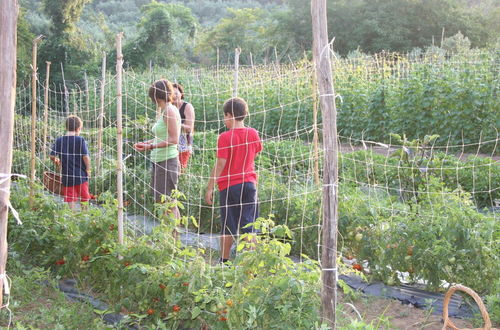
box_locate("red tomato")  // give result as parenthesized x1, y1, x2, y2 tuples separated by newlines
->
(353, 263, 363, 272)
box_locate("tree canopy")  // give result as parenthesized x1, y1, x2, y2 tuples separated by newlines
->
(16, 0, 500, 73)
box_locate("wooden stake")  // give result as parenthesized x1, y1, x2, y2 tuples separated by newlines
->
(42, 61, 51, 161)
(441, 27, 445, 48)
(233, 48, 241, 97)
(115, 33, 124, 246)
(312, 71, 320, 186)
(29, 35, 43, 206)
(0, 0, 18, 308)
(96, 54, 106, 176)
(60, 63, 69, 114)
(311, 0, 339, 328)
(216, 47, 220, 72)
(84, 70, 89, 115)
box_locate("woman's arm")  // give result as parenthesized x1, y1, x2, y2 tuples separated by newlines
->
(181, 103, 195, 134)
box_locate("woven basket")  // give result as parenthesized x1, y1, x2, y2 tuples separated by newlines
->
(43, 171, 63, 196)
(442, 284, 497, 330)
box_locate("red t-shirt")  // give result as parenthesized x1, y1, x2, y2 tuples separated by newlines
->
(216, 127, 263, 191)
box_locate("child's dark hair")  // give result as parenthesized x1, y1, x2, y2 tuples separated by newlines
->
(65, 115, 82, 132)
(223, 97, 248, 121)
(172, 83, 184, 100)
(149, 79, 174, 104)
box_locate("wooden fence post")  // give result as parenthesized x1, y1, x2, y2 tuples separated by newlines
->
(96, 54, 106, 176)
(311, 0, 339, 328)
(42, 62, 51, 161)
(233, 48, 241, 97)
(116, 33, 124, 246)
(0, 0, 18, 308)
(29, 35, 43, 206)
(312, 70, 320, 186)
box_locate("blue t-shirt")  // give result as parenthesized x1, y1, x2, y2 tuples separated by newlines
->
(50, 135, 89, 187)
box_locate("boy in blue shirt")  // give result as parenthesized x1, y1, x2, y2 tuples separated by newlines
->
(50, 115, 91, 209)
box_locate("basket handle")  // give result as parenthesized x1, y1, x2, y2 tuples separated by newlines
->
(441, 284, 492, 330)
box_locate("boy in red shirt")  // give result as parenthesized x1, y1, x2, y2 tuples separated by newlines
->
(205, 97, 263, 263)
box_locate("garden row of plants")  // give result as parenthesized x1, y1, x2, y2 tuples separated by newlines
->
(11, 125, 499, 297)
(9, 182, 324, 329)
(16, 50, 498, 153)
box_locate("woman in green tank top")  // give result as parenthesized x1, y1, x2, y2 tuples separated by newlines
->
(133, 79, 182, 220)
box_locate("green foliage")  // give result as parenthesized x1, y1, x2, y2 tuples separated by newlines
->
(338, 181, 499, 294)
(339, 149, 499, 209)
(442, 31, 472, 54)
(0, 258, 108, 328)
(17, 9, 35, 84)
(122, 1, 197, 69)
(278, 0, 497, 56)
(37, 0, 101, 84)
(197, 8, 277, 65)
(8, 183, 322, 328)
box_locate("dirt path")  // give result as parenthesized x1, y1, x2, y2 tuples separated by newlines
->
(338, 293, 476, 329)
(339, 142, 500, 161)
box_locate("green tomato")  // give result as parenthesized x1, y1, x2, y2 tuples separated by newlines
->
(355, 233, 363, 241)
(448, 257, 456, 263)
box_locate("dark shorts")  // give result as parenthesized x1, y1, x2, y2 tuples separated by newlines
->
(219, 182, 258, 236)
(151, 158, 179, 203)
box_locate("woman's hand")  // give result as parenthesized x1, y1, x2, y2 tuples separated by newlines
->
(134, 142, 152, 151)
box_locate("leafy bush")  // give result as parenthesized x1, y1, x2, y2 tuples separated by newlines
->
(339, 180, 499, 294)
(9, 182, 322, 328)
(339, 149, 499, 209)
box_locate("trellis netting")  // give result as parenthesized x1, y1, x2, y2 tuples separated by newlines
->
(12, 50, 499, 294)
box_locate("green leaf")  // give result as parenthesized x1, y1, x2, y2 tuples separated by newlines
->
(191, 306, 201, 319)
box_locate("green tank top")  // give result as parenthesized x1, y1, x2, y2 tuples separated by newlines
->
(150, 105, 180, 163)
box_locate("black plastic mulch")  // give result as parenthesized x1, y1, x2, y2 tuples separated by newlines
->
(340, 275, 475, 319)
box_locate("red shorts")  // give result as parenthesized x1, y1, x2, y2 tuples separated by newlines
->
(179, 151, 192, 169)
(62, 181, 91, 203)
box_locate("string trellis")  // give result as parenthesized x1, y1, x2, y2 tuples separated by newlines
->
(12, 51, 499, 276)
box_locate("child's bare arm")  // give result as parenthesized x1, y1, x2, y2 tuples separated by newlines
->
(83, 155, 91, 177)
(205, 157, 227, 205)
(50, 155, 60, 167)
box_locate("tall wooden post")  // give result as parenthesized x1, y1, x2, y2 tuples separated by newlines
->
(116, 33, 124, 246)
(29, 35, 43, 206)
(311, 0, 339, 328)
(232, 48, 241, 97)
(0, 0, 18, 308)
(42, 61, 51, 161)
(312, 71, 320, 185)
(84, 71, 89, 115)
(96, 54, 106, 176)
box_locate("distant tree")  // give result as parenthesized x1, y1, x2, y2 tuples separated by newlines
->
(277, 0, 496, 55)
(442, 31, 471, 53)
(122, 1, 198, 68)
(197, 8, 280, 64)
(38, 0, 100, 83)
(17, 8, 35, 84)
